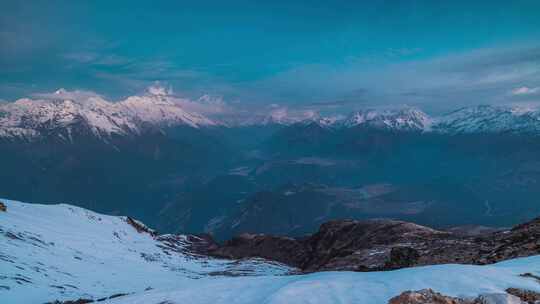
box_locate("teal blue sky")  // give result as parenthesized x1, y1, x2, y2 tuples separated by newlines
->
(1, 0, 540, 113)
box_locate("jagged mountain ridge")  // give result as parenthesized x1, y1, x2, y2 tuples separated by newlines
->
(434, 105, 540, 135)
(210, 215, 540, 272)
(340, 108, 433, 131)
(3, 95, 540, 142)
(299, 105, 540, 135)
(219, 104, 540, 135)
(0, 89, 217, 142)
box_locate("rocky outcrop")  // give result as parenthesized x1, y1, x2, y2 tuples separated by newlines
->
(156, 233, 220, 257)
(476, 218, 540, 264)
(209, 233, 309, 267)
(388, 289, 537, 304)
(388, 289, 472, 304)
(209, 216, 540, 272)
(385, 246, 421, 269)
(505, 288, 540, 303)
(45, 293, 129, 304)
(125, 216, 157, 237)
(45, 299, 93, 304)
(0, 201, 6, 212)
(298, 219, 468, 271)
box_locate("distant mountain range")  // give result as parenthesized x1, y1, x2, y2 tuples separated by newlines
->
(2, 92, 540, 240)
(2, 89, 540, 143)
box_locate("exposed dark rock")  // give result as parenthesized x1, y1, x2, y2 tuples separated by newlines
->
(388, 289, 533, 304)
(156, 233, 220, 257)
(385, 247, 421, 269)
(126, 216, 157, 237)
(96, 293, 129, 302)
(0, 201, 6, 212)
(211, 233, 309, 267)
(209, 216, 540, 272)
(184, 234, 220, 255)
(45, 299, 93, 304)
(211, 219, 477, 271)
(46, 292, 130, 304)
(506, 288, 540, 303)
(445, 225, 505, 237)
(475, 217, 540, 264)
(300, 219, 460, 271)
(388, 289, 473, 304)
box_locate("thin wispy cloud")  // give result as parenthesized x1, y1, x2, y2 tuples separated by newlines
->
(512, 86, 540, 96)
(244, 44, 540, 113)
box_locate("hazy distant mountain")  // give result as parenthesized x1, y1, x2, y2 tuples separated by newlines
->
(434, 105, 540, 135)
(226, 105, 540, 135)
(3, 95, 540, 140)
(2, 102, 540, 240)
(341, 108, 433, 131)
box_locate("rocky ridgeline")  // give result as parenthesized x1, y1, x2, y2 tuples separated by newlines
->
(123, 216, 222, 259)
(208, 217, 540, 272)
(389, 288, 540, 304)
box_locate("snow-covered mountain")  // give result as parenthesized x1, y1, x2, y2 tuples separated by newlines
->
(3, 198, 540, 304)
(434, 105, 540, 135)
(226, 107, 433, 131)
(0, 88, 217, 142)
(0, 199, 290, 303)
(341, 108, 433, 131)
(288, 105, 540, 135)
(226, 108, 320, 127)
(3, 92, 540, 142)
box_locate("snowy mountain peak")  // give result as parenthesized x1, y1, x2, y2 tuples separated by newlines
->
(120, 94, 217, 128)
(312, 115, 344, 127)
(0, 89, 217, 142)
(229, 108, 319, 127)
(225, 104, 540, 135)
(343, 108, 432, 131)
(435, 104, 540, 135)
(264, 108, 317, 125)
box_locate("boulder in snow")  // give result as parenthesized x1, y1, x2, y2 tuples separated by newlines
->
(388, 289, 471, 304)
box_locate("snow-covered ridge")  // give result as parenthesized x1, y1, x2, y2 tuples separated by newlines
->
(341, 108, 433, 131)
(434, 105, 540, 135)
(0, 198, 290, 303)
(2, 199, 540, 304)
(0, 88, 217, 142)
(226, 107, 320, 127)
(3, 90, 540, 139)
(252, 105, 540, 135)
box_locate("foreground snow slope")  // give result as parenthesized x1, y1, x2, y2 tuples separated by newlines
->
(0, 199, 289, 303)
(107, 256, 540, 304)
(2, 199, 540, 304)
